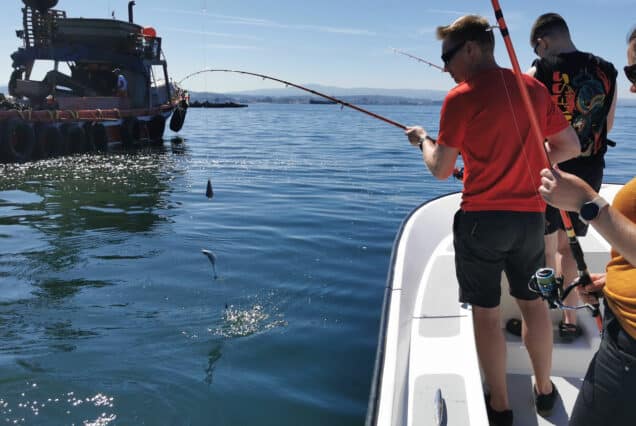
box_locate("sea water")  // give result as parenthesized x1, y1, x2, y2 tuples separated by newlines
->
(0, 104, 633, 425)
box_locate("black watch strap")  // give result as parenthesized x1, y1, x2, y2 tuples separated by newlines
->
(579, 196, 609, 224)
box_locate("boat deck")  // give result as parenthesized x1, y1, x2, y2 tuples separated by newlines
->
(369, 185, 623, 426)
(408, 227, 608, 426)
(507, 373, 581, 426)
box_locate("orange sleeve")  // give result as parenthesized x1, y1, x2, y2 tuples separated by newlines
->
(604, 177, 636, 339)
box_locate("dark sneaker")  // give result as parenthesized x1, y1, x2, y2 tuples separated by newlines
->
(534, 381, 558, 417)
(485, 394, 513, 426)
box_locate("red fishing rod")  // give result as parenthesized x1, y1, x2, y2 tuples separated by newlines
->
(391, 48, 445, 71)
(178, 69, 407, 130)
(489, 0, 602, 331)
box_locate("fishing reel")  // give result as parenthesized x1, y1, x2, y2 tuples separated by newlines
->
(452, 167, 464, 181)
(528, 268, 562, 309)
(528, 267, 599, 314)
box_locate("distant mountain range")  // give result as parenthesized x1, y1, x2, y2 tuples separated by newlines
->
(227, 84, 448, 99)
(0, 83, 443, 104)
(3, 83, 636, 106)
(191, 85, 636, 106)
(189, 92, 442, 105)
(188, 84, 447, 105)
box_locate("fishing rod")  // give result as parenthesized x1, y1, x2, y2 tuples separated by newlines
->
(391, 48, 445, 71)
(178, 68, 465, 180)
(178, 69, 407, 130)
(490, 0, 602, 331)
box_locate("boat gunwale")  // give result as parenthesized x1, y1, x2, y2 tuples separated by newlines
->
(365, 191, 461, 426)
(0, 103, 176, 123)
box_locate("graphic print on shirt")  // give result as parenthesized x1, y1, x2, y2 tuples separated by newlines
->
(550, 66, 611, 157)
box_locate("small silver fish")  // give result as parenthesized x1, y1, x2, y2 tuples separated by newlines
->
(201, 249, 218, 279)
(434, 388, 447, 426)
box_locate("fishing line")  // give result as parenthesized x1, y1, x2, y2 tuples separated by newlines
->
(490, 0, 602, 330)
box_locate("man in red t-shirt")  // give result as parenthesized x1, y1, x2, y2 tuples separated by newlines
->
(405, 15, 580, 426)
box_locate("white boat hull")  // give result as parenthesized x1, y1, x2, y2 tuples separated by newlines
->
(367, 184, 623, 426)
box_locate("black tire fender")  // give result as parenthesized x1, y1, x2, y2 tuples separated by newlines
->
(81, 121, 96, 152)
(58, 123, 72, 156)
(169, 105, 187, 132)
(120, 117, 140, 147)
(67, 125, 88, 154)
(90, 122, 108, 152)
(32, 122, 49, 161)
(0, 120, 36, 163)
(43, 125, 64, 158)
(148, 115, 166, 144)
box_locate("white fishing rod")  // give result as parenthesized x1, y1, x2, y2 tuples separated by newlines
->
(391, 48, 445, 71)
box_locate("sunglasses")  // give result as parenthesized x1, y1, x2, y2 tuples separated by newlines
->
(532, 33, 549, 56)
(624, 64, 636, 85)
(441, 41, 466, 65)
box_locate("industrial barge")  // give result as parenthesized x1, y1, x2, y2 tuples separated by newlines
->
(1, 0, 187, 163)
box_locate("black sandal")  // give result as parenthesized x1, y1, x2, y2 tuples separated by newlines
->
(505, 318, 522, 337)
(558, 321, 582, 342)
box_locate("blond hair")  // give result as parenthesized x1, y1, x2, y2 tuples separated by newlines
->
(436, 15, 494, 50)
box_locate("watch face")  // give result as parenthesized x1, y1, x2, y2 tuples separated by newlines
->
(580, 201, 600, 221)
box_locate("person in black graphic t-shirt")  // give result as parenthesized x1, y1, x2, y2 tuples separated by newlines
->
(527, 13, 618, 341)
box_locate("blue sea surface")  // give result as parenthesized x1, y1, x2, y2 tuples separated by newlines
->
(0, 104, 633, 425)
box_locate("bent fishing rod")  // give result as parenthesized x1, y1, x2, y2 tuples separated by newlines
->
(179, 69, 464, 179)
(490, 0, 602, 331)
(391, 48, 445, 71)
(177, 69, 407, 130)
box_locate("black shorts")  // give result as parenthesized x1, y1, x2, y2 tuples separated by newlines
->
(453, 210, 544, 308)
(545, 161, 603, 236)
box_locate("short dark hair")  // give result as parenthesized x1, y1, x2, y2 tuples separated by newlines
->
(628, 26, 636, 60)
(436, 15, 494, 51)
(530, 13, 570, 44)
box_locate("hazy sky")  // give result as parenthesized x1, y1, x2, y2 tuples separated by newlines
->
(1, 0, 635, 97)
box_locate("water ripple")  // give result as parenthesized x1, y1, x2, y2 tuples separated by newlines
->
(0, 104, 632, 425)
(213, 303, 287, 338)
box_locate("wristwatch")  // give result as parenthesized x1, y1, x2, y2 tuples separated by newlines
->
(579, 196, 609, 224)
(417, 135, 436, 151)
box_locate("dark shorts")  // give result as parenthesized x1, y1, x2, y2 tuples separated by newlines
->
(569, 305, 636, 426)
(453, 210, 544, 308)
(545, 162, 603, 236)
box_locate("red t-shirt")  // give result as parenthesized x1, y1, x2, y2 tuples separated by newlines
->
(438, 67, 569, 212)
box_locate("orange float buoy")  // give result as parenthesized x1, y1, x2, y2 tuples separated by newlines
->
(142, 27, 156, 38)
